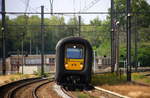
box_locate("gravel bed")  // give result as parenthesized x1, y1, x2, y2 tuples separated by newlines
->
(37, 82, 61, 98)
(14, 80, 48, 98)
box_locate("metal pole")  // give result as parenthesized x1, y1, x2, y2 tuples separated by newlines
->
(41, 6, 44, 76)
(22, 34, 24, 74)
(124, 60, 126, 74)
(111, 0, 115, 72)
(115, 23, 120, 73)
(78, 15, 81, 37)
(2, 0, 6, 75)
(126, 0, 131, 81)
(93, 50, 96, 73)
(36, 47, 38, 54)
(30, 39, 31, 54)
(17, 49, 19, 73)
(134, 14, 138, 71)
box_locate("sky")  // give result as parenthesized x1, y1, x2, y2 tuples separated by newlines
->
(1, 0, 150, 23)
(4, 0, 111, 23)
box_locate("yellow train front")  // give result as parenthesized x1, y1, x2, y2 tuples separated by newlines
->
(55, 37, 93, 89)
(64, 44, 84, 71)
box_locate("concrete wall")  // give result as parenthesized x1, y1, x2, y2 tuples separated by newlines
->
(19, 65, 55, 74)
(0, 58, 12, 75)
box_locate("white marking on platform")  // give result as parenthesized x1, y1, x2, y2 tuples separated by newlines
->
(95, 86, 130, 98)
(53, 84, 71, 98)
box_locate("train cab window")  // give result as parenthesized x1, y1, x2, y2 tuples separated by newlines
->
(66, 48, 83, 59)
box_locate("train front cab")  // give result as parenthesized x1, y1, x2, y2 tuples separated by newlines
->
(64, 44, 84, 71)
(55, 37, 93, 88)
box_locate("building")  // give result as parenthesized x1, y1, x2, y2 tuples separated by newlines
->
(0, 55, 111, 75)
(0, 54, 55, 75)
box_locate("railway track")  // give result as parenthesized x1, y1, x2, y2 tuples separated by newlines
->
(0, 77, 130, 98)
(53, 83, 75, 98)
(0, 76, 73, 98)
(0, 77, 41, 98)
(10, 78, 50, 98)
(60, 85, 130, 98)
(0, 77, 55, 98)
(32, 79, 54, 98)
(60, 86, 77, 98)
(53, 84, 130, 98)
(78, 86, 130, 98)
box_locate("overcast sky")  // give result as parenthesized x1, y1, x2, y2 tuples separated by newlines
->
(1, 0, 150, 23)
(4, 0, 111, 23)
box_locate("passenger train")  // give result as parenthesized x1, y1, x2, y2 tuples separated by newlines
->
(55, 37, 93, 89)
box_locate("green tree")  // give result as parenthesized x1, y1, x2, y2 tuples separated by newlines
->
(67, 16, 79, 36)
(112, 0, 150, 66)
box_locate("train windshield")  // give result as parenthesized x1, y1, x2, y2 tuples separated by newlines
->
(66, 48, 83, 59)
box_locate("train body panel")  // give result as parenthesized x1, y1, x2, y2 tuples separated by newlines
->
(64, 58, 84, 70)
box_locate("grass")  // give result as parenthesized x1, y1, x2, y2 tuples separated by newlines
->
(91, 73, 126, 86)
(73, 91, 97, 98)
(0, 74, 37, 85)
(9, 73, 37, 82)
(9, 76, 17, 81)
(91, 72, 150, 86)
(132, 72, 150, 84)
(77, 93, 90, 98)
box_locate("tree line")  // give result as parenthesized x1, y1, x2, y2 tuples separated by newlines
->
(0, 0, 150, 66)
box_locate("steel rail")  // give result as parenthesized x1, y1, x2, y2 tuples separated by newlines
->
(60, 86, 73, 98)
(53, 83, 73, 98)
(0, 77, 41, 98)
(32, 78, 54, 98)
(8, 78, 48, 98)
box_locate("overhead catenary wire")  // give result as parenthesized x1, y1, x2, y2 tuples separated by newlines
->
(81, 0, 101, 12)
(49, 0, 54, 15)
(1, 11, 150, 15)
(19, 0, 36, 12)
(25, 0, 30, 12)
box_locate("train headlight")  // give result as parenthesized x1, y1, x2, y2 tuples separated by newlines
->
(65, 64, 68, 67)
(80, 64, 83, 68)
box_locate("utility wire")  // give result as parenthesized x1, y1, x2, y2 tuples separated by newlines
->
(25, 0, 30, 12)
(19, 0, 35, 12)
(49, 0, 54, 15)
(82, 0, 101, 12)
(2, 11, 150, 15)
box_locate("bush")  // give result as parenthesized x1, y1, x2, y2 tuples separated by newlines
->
(10, 77, 17, 81)
(138, 46, 150, 66)
(33, 70, 49, 77)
